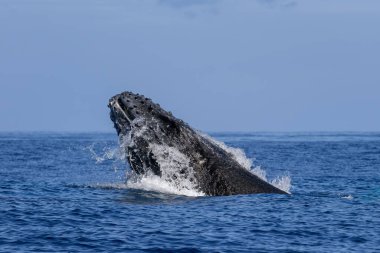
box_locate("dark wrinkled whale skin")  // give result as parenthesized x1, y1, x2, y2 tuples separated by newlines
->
(108, 91, 288, 196)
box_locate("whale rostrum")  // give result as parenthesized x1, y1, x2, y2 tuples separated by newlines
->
(108, 91, 288, 196)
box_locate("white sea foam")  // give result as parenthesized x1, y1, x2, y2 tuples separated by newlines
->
(126, 172, 204, 197)
(342, 194, 353, 200)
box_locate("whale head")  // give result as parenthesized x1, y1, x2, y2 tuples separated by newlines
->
(108, 91, 182, 136)
(108, 91, 187, 175)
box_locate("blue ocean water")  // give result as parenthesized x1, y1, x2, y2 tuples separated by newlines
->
(0, 132, 379, 252)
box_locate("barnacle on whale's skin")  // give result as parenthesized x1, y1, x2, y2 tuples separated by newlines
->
(108, 91, 288, 196)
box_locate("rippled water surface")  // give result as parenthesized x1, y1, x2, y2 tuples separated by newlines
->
(1, 132, 379, 252)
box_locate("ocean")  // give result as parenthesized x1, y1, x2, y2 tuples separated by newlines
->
(0, 132, 379, 252)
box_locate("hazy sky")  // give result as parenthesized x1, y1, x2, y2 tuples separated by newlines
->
(1, 0, 379, 132)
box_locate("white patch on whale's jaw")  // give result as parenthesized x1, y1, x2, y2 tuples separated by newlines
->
(111, 99, 133, 124)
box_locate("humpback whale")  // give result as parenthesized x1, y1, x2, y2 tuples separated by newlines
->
(108, 91, 287, 196)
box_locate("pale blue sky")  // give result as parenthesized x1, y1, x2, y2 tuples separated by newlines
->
(0, 0, 379, 132)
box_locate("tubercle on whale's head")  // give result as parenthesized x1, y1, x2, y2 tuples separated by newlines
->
(108, 91, 181, 137)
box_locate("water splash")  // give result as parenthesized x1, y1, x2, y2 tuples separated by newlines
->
(251, 166, 267, 180)
(120, 128, 205, 196)
(147, 144, 204, 196)
(199, 132, 253, 170)
(271, 175, 292, 193)
(84, 144, 123, 164)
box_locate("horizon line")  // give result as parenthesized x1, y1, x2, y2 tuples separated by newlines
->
(1, 130, 380, 134)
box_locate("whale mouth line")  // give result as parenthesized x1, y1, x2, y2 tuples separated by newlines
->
(113, 99, 133, 123)
(109, 96, 137, 136)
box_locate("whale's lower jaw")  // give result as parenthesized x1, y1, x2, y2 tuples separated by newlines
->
(109, 91, 288, 196)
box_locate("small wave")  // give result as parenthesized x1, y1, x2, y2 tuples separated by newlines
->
(67, 183, 129, 190)
(66, 183, 198, 205)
